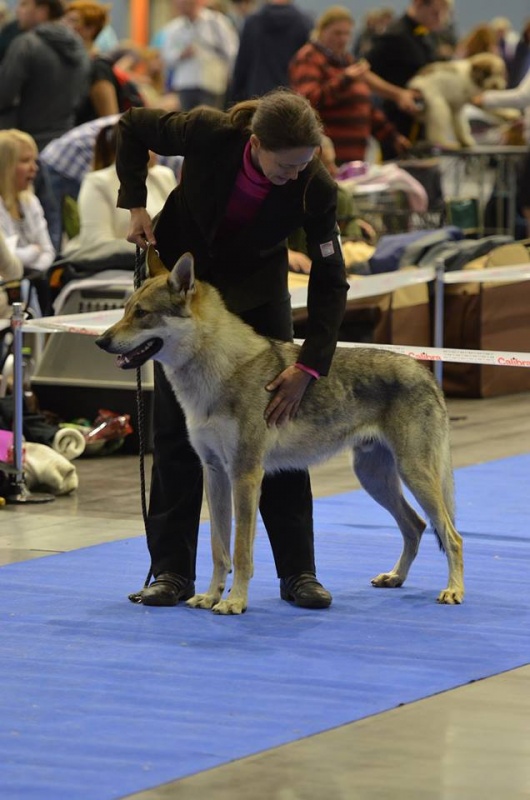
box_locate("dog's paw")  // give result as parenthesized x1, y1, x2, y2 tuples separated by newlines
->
(371, 572, 404, 588)
(186, 593, 219, 610)
(211, 598, 247, 615)
(436, 588, 464, 604)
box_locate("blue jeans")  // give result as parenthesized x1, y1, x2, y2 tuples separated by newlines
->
(34, 161, 63, 254)
(41, 165, 82, 253)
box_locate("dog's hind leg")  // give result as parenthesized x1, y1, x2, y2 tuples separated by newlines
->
(392, 435, 464, 605)
(353, 440, 427, 590)
(187, 459, 233, 611)
(212, 466, 264, 615)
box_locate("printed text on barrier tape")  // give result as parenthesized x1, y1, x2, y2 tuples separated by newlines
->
(294, 340, 530, 368)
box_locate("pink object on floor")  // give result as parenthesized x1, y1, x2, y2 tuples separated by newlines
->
(0, 429, 14, 462)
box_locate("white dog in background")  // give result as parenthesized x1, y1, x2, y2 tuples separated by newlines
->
(408, 53, 507, 149)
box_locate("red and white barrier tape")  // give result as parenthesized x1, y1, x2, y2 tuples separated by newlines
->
(19, 258, 530, 368)
(294, 340, 530, 368)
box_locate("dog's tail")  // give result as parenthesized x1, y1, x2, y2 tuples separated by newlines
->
(432, 422, 457, 551)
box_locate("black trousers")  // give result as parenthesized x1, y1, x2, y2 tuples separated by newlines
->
(145, 297, 316, 580)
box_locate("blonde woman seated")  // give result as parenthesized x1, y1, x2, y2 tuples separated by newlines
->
(63, 122, 177, 267)
(0, 130, 56, 314)
(0, 130, 55, 275)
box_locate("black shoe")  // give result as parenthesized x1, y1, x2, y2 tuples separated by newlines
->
(279, 572, 332, 609)
(128, 572, 195, 606)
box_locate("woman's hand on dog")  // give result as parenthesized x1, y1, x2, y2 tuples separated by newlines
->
(127, 207, 157, 249)
(264, 366, 313, 427)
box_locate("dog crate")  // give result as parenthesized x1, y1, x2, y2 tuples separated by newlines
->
(31, 282, 154, 454)
(351, 161, 446, 237)
(352, 185, 411, 236)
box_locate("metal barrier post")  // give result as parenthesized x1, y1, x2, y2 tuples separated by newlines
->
(433, 259, 445, 386)
(506, 156, 517, 237)
(7, 302, 54, 504)
(12, 303, 25, 477)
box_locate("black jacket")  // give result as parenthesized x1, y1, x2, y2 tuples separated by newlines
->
(116, 107, 348, 375)
(366, 13, 438, 136)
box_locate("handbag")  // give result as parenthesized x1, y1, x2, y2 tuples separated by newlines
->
(196, 15, 231, 96)
(198, 46, 230, 95)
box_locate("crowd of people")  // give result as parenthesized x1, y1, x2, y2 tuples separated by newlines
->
(1, 0, 529, 291)
(0, 0, 529, 608)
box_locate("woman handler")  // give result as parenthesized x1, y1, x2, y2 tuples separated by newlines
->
(115, 89, 348, 609)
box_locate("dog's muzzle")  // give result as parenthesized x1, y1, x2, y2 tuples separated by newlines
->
(95, 334, 163, 369)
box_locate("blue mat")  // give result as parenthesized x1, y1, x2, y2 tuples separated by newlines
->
(1, 455, 530, 800)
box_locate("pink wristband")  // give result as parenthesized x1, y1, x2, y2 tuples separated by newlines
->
(294, 362, 320, 380)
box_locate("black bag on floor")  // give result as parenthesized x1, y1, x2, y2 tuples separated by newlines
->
(0, 395, 59, 446)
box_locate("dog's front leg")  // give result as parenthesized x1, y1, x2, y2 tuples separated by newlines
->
(424, 98, 460, 149)
(212, 467, 264, 615)
(452, 109, 475, 148)
(187, 460, 232, 610)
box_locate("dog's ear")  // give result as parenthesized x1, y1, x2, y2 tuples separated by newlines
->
(169, 252, 196, 297)
(146, 245, 169, 278)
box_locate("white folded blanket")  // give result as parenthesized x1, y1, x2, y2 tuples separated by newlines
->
(24, 442, 78, 495)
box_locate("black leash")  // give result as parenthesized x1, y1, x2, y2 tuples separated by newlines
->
(133, 244, 153, 591)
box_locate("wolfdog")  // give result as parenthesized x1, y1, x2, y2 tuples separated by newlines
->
(96, 248, 464, 614)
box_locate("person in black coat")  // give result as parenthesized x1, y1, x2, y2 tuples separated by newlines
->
(366, 0, 453, 156)
(115, 89, 349, 609)
(229, 0, 313, 103)
(508, 20, 530, 88)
